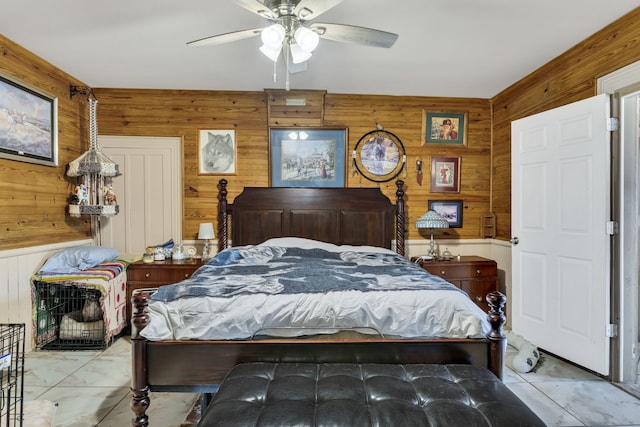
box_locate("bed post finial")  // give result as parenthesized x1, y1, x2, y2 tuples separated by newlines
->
(218, 179, 229, 253)
(486, 291, 507, 379)
(395, 180, 406, 256)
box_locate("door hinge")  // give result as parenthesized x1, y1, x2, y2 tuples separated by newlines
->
(607, 117, 619, 132)
(606, 220, 618, 235)
(606, 324, 618, 338)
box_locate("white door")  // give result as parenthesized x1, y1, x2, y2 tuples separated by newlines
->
(511, 94, 611, 375)
(98, 136, 182, 258)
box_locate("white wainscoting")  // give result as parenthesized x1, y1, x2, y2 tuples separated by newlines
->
(0, 239, 92, 352)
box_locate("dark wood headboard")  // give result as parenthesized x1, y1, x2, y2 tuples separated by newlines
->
(217, 179, 406, 255)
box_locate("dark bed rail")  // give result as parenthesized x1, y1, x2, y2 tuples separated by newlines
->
(130, 290, 506, 427)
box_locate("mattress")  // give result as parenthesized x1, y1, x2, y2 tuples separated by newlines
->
(140, 240, 490, 341)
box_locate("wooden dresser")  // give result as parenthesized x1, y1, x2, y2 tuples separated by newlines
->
(414, 256, 499, 312)
(126, 258, 204, 325)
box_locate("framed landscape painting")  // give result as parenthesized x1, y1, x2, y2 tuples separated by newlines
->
(428, 199, 463, 228)
(0, 73, 58, 166)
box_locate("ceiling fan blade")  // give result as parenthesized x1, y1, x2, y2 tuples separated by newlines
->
(311, 22, 398, 48)
(294, 0, 344, 21)
(234, 0, 278, 20)
(187, 28, 262, 48)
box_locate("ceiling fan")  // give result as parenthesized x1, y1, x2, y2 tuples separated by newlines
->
(187, 0, 399, 76)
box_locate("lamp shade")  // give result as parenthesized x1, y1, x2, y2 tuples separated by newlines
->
(415, 210, 449, 229)
(198, 222, 215, 239)
(294, 26, 319, 52)
(261, 24, 286, 48)
(290, 43, 313, 64)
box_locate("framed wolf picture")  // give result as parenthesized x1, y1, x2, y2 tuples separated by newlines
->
(199, 129, 236, 175)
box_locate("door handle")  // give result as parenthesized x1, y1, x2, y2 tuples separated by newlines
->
(510, 237, 519, 245)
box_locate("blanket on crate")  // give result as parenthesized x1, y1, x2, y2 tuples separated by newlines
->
(31, 260, 128, 347)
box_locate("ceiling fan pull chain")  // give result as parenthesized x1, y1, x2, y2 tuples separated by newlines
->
(285, 70, 290, 91)
(272, 60, 277, 83)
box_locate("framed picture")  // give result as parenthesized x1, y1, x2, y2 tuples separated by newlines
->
(199, 129, 236, 175)
(352, 129, 406, 183)
(0, 73, 58, 166)
(428, 199, 463, 228)
(430, 156, 460, 193)
(422, 111, 467, 146)
(269, 127, 347, 187)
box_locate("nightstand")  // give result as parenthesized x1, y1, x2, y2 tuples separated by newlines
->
(414, 256, 499, 312)
(126, 258, 204, 326)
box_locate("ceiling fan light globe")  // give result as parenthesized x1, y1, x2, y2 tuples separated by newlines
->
(261, 23, 286, 48)
(290, 43, 312, 64)
(294, 27, 319, 52)
(259, 44, 281, 62)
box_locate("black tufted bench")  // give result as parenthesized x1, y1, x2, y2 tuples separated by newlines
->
(197, 363, 545, 427)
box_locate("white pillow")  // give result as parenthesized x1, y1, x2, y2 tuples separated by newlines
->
(39, 246, 119, 273)
(336, 244, 397, 255)
(259, 237, 339, 251)
(258, 237, 396, 255)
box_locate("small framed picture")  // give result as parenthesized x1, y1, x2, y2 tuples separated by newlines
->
(422, 111, 467, 146)
(199, 129, 236, 175)
(428, 199, 463, 228)
(269, 127, 347, 188)
(430, 156, 460, 193)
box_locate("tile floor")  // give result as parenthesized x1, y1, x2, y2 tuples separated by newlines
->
(21, 336, 640, 426)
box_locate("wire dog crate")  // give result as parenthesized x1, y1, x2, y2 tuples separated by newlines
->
(34, 281, 108, 350)
(0, 324, 25, 427)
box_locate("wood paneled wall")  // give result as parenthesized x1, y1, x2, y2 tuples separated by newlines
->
(93, 88, 492, 243)
(0, 36, 91, 251)
(490, 6, 640, 241)
(3, 5, 638, 251)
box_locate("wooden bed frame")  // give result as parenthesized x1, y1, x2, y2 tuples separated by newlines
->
(130, 179, 506, 427)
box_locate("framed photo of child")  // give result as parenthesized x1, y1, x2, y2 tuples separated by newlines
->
(422, 111, 467, 146)
(430, 156, 460, 193)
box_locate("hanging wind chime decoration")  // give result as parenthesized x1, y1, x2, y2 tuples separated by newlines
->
(352, 124, 407, 185)
(67, 86, 120, 218)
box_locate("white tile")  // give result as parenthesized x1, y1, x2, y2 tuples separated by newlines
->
(522, 353, 601, 383)
(97, 391, 199, 427)
(57, 355, 130, 387)
(503, 364, 526, 384)
(534, 380, 640, 426)
(506, 382, 584, 426)
(23, 351, 97, 387)
(23, 385, 52, 401)
(35, 385, 130, 427)
(99, 336, 131, 358)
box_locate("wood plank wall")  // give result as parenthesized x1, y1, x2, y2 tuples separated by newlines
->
(0, 36, 91, 251)
(2, 5, 638, 251)
(93, 88, 492, 243)
(490, 6, 640, 240)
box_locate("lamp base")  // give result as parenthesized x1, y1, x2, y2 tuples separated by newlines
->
(202, 239, 211, 261)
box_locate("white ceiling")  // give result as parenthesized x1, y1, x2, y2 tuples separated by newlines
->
(2, 0, 639, 98)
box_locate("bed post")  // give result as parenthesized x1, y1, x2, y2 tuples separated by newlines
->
(486, 291, 507, 380)
(131, 293, 151, 427)
(394, 180, 406, 256)
(218, 179, 229, 253)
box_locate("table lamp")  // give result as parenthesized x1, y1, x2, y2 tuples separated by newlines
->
(415, 210, 449, 259)
(198, 222, 215, 260)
